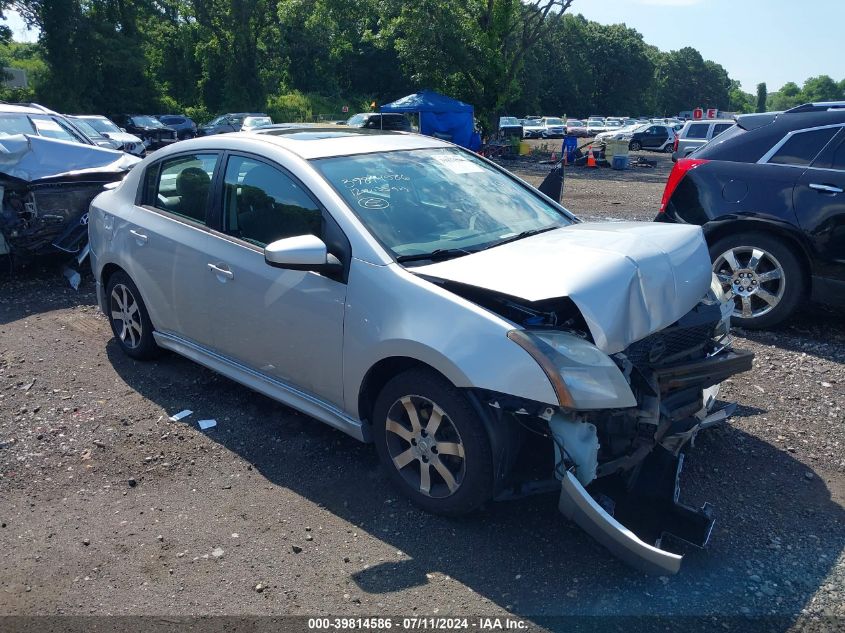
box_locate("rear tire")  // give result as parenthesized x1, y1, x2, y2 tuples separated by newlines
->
(629, 140, 642, 151)
(105, 271, 159, 360)
(709, 232, 805, 329)
(372, 369, 494, 516)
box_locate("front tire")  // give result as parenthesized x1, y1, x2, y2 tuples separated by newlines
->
(105, 271, 159, 360)
(710, 232, 804, 329)
(373, 369, 494, 516)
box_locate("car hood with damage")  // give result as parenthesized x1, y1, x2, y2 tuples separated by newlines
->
(412, 222, 712, 354)
(0, 134, 139, 183)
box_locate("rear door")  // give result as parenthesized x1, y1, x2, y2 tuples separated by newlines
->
(125, 151, 221, 346)
(642, 125, 669, 149)
(793, 126, 845, 286)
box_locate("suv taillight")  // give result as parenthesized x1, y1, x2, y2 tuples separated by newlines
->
(659, 158, 709, 213)
(673, 136, 679, 152)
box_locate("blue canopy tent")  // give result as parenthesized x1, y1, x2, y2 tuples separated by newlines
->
(379, 90, 481, 151)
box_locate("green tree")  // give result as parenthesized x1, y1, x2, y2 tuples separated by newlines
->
(755, 82, 767, 112)
(767, 81, 803, 111)
(802, 75, 843, 102)
(654, 47, 730, 115)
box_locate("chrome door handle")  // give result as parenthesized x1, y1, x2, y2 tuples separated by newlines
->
(809, 183, 844, 194)
(207, 263, 234, 280)
(129, 229, 148, 244)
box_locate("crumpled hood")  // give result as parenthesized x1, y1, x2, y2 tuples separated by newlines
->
(413, 222, 712, 354)
(103, 131, 142, 144)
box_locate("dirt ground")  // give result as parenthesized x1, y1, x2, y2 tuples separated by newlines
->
(1, 155, 843, 629)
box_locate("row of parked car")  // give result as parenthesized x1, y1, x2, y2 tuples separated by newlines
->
(0, 103, 279, 158)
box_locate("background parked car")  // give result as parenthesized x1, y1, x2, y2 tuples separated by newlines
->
(156, 114, 197, 139)
(345, 112, 412, 131)
(520, 118, 544, 138)
(539, 116, 565, 138)
(0, 103, 94, 146)
(113, 114, 178, 150)
(586, 120, 606, 136)
(628, 124, 677, 152)
(498, 116, 523, 139)
(197, 112, 267, 136)
(241, 115, 273, 132)
(564, 119, 589, 137)
(66, 116, 123, 151)
(657, 102, 845, 328)
(72, 115, 146, 156)
(672, 119, 736, 161)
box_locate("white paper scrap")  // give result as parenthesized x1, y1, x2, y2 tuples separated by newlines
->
(168, 409, 193, 422)
(198, 419, 217, 430)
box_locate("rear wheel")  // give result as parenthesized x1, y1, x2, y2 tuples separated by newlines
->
(710, 232, 804, 329)
(629, 140, 642, 151)
(105, 271, 159, 359)
(373, 369, 494, 516)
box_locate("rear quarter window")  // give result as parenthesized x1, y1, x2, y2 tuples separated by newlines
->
(685, 124, 710, 140)
(768, 127, 839, 166)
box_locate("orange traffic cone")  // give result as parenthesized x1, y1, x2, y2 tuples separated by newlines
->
(550, 150, 557, 162)
(562, 151, 568, 166)
(587, 150, 597, 168)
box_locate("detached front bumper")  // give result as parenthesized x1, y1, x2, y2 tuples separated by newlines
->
(553, 347, 753, 574)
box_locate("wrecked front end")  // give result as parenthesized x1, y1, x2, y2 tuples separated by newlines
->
(468, 282, 753, 574)
(0, 134, 138, 260)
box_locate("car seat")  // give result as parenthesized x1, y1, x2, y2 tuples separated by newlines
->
(175, 167, 211, 222)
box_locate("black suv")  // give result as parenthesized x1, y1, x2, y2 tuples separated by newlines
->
(657, 102, 845, 328)
(113, 115, 178, 150)
(345, 113, 412, 131)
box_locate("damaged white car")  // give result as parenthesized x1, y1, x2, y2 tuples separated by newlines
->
(89, 129, 753, 574)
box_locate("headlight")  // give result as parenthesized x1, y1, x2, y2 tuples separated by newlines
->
(508, 330, 637, 410)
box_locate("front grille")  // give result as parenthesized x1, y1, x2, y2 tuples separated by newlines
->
(623, 323, 714, 368)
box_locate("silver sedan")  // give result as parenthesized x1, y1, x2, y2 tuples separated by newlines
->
(89, 128, 752, 574)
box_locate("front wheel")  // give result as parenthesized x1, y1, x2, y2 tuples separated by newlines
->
(710, 232, 804, 329)
(373, 369, 494, 516)
(629, 140, 642, 151)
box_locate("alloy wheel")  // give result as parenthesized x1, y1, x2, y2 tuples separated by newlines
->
(110, 283, 143, 349)
(384, 395, 466, 499)
(713, 246, 786, 320)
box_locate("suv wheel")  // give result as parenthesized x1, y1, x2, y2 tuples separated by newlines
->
(629, 140, 642, 151)
(373, 369, 494, 516)
(106, 271, 159, 359)
(710, 232, 804, 329)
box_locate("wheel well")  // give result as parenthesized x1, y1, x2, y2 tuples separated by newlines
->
(100, 263, 126, 291)
(358, 357, 447, 425)
(705, 221, 812, 288)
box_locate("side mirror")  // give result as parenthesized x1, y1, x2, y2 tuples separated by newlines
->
(264, 234, 341, 272)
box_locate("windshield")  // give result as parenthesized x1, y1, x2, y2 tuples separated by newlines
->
(132, 116, 164, 128)
(314, 148, 571, 261)
(346, 114, 367, 127)
(0, 113, 80, 142)
(70, 118, 104, 138)
(244, 116, 272, 127)
(500, 117, 519, 126)
(544, 118, 563, 126)
(85, 117, 122, 134)
(566, 120, 584, 127)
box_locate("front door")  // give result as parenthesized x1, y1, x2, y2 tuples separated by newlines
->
(202, 153, 348, 407)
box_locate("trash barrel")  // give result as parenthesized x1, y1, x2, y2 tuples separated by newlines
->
(612, 155, 629, 170)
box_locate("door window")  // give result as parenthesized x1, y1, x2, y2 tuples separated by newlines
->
(768, 127, 839, 166)
(147, 153, 218, 224)
(830, 141, 845, 171)
(222, 156, 322, 247)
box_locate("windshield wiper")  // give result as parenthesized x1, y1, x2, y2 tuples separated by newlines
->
(396, 248, 478, 264)
(481, 226, 560, 251)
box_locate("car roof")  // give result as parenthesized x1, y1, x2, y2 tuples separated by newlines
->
(0, 104, 51, 115)
(196, 127, 452, 159)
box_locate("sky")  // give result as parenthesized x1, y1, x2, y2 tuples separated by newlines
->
(570, 0, 844, 92)
(2, 0, 844, 94)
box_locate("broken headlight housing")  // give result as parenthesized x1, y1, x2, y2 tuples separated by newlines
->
(508, 330, 637, 410)
(701, 272, 732, 344)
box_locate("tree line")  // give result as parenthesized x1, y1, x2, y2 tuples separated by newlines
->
(0, 0, 841, 127)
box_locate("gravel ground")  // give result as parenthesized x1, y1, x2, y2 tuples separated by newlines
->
(1, 155, 843, 630)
